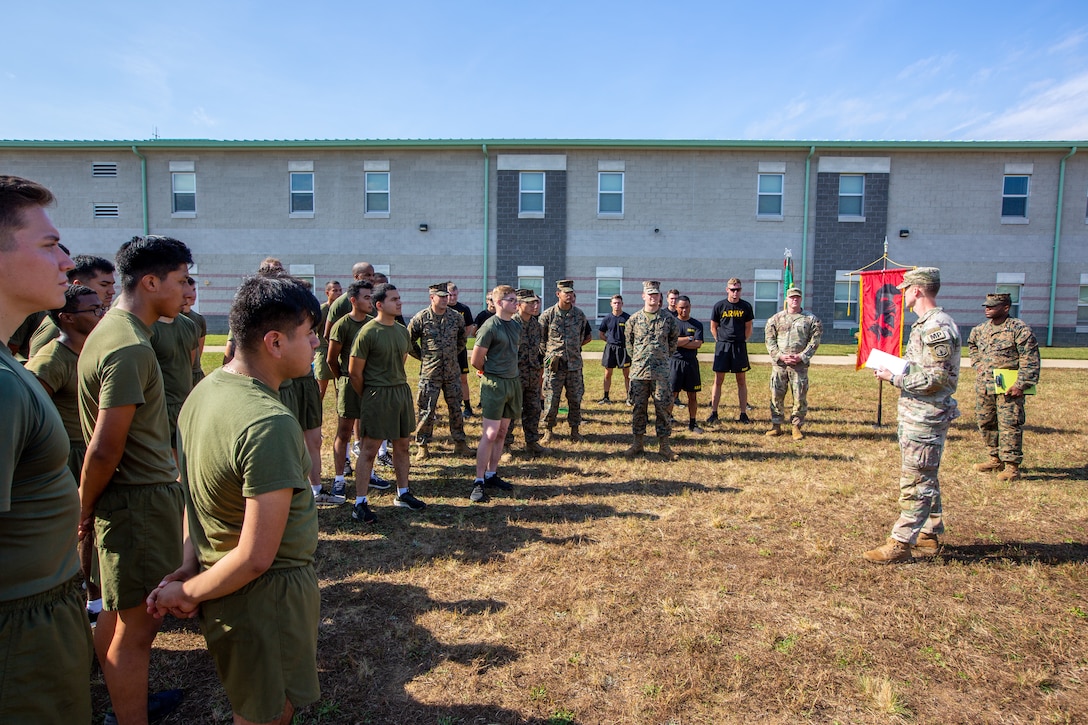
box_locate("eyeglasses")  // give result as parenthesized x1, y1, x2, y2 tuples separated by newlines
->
(71, 305, 106, 318)
(500, 296, 518, 304)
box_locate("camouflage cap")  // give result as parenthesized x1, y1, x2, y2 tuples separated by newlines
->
(983, 292, 1012, 307)
(896, 266, 940, 290)
(643, 280, 662, 295)
(428, 282, 449, 296)
(786, 287, 803, 298)
(556, 279, 575, 292)
(516, 288, 539, 302)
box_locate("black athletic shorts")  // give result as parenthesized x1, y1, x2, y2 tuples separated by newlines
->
(670, 357, 702, 393)
(601, 342, 630, 369)
(457, 348, 469, 375)
(712, 341, 750, 374)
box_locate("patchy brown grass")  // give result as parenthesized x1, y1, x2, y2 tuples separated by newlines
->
(102, 360, 1088, 724)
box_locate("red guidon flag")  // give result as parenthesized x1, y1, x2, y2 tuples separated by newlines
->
(856, 269, 906, 370)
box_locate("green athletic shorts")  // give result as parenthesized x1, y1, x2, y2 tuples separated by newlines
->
(313, 348, 334, 381)
(281, 375, 323, 430)
(359, 384, 415, 440)
(0, 578, 93, 723)
(200, 566, 320, 723)
(94, 482, 184, 611)
(480, 374, 522, 420)
(336, 376, 362, 419)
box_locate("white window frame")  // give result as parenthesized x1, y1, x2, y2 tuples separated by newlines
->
(171, 171, 196, 217)
(517, 265, 544, 300)
(364, 171, 390, 217)
(519, 171, 545, 218)
(289, 264, 316, 292)
(757, 172, 784, 220)
(996, 273, 1025, 318)
(598, 171, 624, 217)
(834, 269, 858, 330)
(1077, 273, 1088, 333)
(1001, 174, 1030, 223)
(595, 266, 624, 321)
(753, 269, 781, 323)
(289, 171, 315, 217)
(838, 174, 864, 221)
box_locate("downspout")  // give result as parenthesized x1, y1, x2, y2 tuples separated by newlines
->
(1047, 146, 1076, 346)
(481, 143, 490, 309)
(131, 145, 149, 235)
(801, 145, 816, 289)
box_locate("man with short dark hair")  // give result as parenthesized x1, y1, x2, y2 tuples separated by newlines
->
(670, 296, 705, 434)
(446, 282, 477, 418)
(314, 280, 342, 400)
(182, 276, 207, 386)
(0, 175, 93, 723)
(665, 289, 681, 317)
(323, 262, 374, 341)
(79, 234, 193, 724)
(504, 288, 547, 458)
(28, 254, 116, 357)
(147, 274, 321, 725)
(151, 282, 201, 455)
(539, 279, 592, 443)
(597, 294, 630, 404)
(708, 277, 754, 425)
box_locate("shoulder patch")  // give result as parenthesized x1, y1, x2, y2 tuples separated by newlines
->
(931, 343, 952, 361)
(923, 328, 952, 345)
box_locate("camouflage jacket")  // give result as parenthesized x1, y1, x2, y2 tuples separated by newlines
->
(517, 314, 543, 375)
(625, 309, 679, 380)
(407, 307, 466, 380)
(765, 310, 823, 366)
(893, 306, 961, 429)
(538, 304, 590, 371)
(966, 317, 1040, 392)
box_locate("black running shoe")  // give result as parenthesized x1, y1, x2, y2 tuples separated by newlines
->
(352, 501, 377, 523)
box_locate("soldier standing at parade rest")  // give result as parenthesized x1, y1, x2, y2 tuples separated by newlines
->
(624, 281, 680, 461)
(597, 294, 630, 404)
(28, 253, 116, 358)
(764, 287, 823, 441)
(708, 277, 755, 424)
(539, 279, 592, 443)
(504, 288, 548, 458)
(445, 282, 477, 418)
(407, 283, 471, 461)
(182, 276, 207, 386)
(314, 280, 342, 400)
(967, 292, 1040, 482)
(864, 267, 960, 564)
(669, 295, 705, 434)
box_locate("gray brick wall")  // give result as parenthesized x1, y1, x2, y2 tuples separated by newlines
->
(495, 169, 567, 291)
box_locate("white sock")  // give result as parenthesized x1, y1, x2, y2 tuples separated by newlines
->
(485, 471, 497, 479)
(311, 484, 322, 495)
(86, 598, 103, 614)
(355, 496, 367, 505)
(398, 487, 409, 496)
(334, 475, 345, 483)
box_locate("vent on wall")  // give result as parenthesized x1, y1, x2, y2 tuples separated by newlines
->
(92, 162, 118, 177)
(93, 204, 120, 218)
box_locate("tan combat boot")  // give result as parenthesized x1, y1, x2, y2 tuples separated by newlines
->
(765, 424, 783, 437)
(973, 456, 1005, 473)
(997, 463, 1021, 481)
(452, 439, 474, 457)
(526, 439, 548, 457)
(658, 436, 679, 461)
(570, 425, 586, 443)
(912, 532, 940, 557)
(540, 429, 554, 444)
(624, 434, 644, 459)
(791, 423, 804, 441)
(862, 537, 912, 564)
(414, 443, 429, 462)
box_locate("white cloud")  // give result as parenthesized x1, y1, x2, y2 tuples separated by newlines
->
(1048, 29, 1087, 54)
(970, 71, 1088, 139)
(896, 53, 957, 82)
(192, 106, 218, 127)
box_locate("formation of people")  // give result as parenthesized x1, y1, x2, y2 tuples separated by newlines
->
(1, 174, 1043, 723)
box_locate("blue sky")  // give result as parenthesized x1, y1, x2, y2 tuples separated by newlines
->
(4, 1, 1088, 141)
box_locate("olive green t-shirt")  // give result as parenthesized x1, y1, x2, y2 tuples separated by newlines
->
(329, 313, 370, 376)
(1, 347, 81, 601)
(476, 315, 522, 379)
(151, 314, 199, 408)
(350, 319, 409, 387)
(25, 339, 82, 445)
(78, 308, 178, 486)
(178, 368, 318, 570)
(29, 315, 60, 358)
(182, 310, 207, 382)
(326, 293, 352, 333)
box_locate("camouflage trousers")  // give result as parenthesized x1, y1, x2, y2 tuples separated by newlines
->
(974, 380, 1025, 465)
(505, 377, 543, 446)
(769, 363, 809, 425)
(415, 376, 465, 444)
(544, 368, 584, 429)
(890, 424, 948, 544)
(630, 376, 672, 438)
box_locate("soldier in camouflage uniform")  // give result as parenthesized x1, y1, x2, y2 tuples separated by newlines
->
(966, 292, 1040, 481)
(624, 280, 680, 460)
(764, 287, 823, 440)
(504, 288, 548, 456)
(865, 267, 960, 564)
(407, 283, 470, 460)
(539, 279, 592, 443)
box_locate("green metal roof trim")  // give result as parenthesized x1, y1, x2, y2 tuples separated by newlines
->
(0, 138, 1084, 151)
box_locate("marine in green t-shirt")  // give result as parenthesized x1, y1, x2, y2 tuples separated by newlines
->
(151, 312, 200, 443)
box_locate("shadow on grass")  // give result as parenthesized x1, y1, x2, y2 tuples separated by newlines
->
(939, 542, 1088, 565)
(312, 581, 554, 725)
(1023, 466, 1088, 481)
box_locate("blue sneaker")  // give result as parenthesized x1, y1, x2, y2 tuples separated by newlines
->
(368, 473, 392, 491)
(351, 501, 377, 523)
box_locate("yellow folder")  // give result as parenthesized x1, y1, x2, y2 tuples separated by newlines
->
(994, 368, 1036, 395)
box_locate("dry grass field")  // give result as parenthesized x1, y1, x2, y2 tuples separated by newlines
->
(95, 355, 1088, 724)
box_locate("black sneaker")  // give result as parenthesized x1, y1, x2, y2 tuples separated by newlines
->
(344, 457, 353, 476)
(103, 689, 184, 725)
(463, 401, 475, 418)
(689, 423, 705, 434)
(376, 451, 394, 468)
(485, 474, 513, 491)
(596, 395, 611, 404)
(706, 411, 719, 424)
(394, 491, 427, 510)
(469, 482, 488, 502)
(738, 413, 752, 424)
(352, 501, 377, 523)
(368, 473, 392, 490)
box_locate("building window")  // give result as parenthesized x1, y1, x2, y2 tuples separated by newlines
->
(996, 283, 1022, 318)
(596, 277, 622, 318)
(838, 175, 864, 219)
(1078, 274, 1088, 332)
(92, 162, 118, 178)
(289, 264, 315, 291)
(172, 172, 196, 215)
(753, 269, 780, 321)
(290, 172, 314, 215)
(519, 172, 545, 217)
(1002, 175, 1029, 218)
(517, 265, 544, 301)
(757, 173, 784, 217)
(834, 270, 858, 329)
(365, 172, 390, 215)
(598, 172, 623, 216)
(93, 203, 120, 218)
